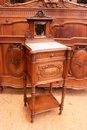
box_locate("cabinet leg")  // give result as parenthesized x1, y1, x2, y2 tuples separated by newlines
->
(59, 104, 63, 115)
(30, 93, 35, 123)
(49, 83, 52, 93)
(31, 86, 35, 123)
(0, 86, 3, 93)
(23, 71, 27, 107)
(31, 111, 34, 123)
(24, 96, 27, 107)
(59, 85, 66, 115)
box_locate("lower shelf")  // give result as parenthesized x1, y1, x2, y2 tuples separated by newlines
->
(27, 93, 59, 114)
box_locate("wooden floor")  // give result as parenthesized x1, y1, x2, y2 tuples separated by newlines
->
(0, 87, 87, 130)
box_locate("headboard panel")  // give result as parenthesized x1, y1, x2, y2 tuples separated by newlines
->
(51, 22, 87, 38)
(0, 20, 28, 35)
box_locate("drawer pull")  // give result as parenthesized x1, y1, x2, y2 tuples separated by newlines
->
(50, 54, 54, 58)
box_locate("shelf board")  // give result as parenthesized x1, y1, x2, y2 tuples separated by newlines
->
(27, 93, 59, 114)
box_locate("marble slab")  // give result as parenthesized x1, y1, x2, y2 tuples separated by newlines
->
(26, 42, 67, 52)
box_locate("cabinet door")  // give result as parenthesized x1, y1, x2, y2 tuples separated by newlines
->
(70, 45, 87, 79)
(1, 43, 25, 88)
(5, 43, 25, 77)
(35, 60, 64, 84)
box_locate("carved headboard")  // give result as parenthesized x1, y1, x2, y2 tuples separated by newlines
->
(51, 21, 87, 38)
(0, 20, 28, 35)
(51, 21, 87, 46)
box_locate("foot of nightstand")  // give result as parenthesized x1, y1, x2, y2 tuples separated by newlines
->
(0, 86, 3, 93)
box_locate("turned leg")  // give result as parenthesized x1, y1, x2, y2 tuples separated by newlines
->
(31, 86, 35, 123)
(31, 110, 35, 123)
(49, 83, 52, 93)
(59, 48, 71, 114)
(24, 96, 27, 107)
(59, 84, 66, 115)
(23, 71, 27, 106)
(0, 85, 3, 93)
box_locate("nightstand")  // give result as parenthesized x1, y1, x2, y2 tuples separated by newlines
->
(23, 10, 71, 123)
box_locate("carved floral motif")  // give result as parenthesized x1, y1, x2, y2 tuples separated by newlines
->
(73, 57, 87, 68)
(25, 29, 32, 39)
(8, 44, 24, 66)
(7, 44, 25, 77)
(2, 0, 80, 8)
(70, 46, 87, 79)
(3, 0, 60, 8)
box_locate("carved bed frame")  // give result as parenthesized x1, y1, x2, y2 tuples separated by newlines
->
(0, 0, 87, 92)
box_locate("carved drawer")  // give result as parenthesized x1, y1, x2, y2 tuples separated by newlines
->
(33, 50, 66, 60)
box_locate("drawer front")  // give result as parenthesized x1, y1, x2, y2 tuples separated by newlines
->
(35, 50, 66, 60)
(35, 60, 64, 83)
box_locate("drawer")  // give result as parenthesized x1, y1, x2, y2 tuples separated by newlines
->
(35, 50, 66, 61)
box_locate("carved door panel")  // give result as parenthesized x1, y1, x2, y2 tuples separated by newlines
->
(35, 61, 64, 83)
(6, 44, 25, 77)
(1, 43, 25, 88)
(70, 44, 87, 79)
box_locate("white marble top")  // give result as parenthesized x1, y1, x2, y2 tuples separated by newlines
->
(26, 42, 67, 52)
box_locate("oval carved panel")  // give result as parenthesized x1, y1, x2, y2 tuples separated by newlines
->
(70, 49, 87, 79)
(7, 44, 25, 77)
(38, 64, 62, 78)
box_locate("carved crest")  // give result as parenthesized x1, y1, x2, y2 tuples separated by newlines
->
(2, 0, 87, 9)
(3, 0, 60, 8)
(33, 10, 47, 18)
(28, 10, 52, 19)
